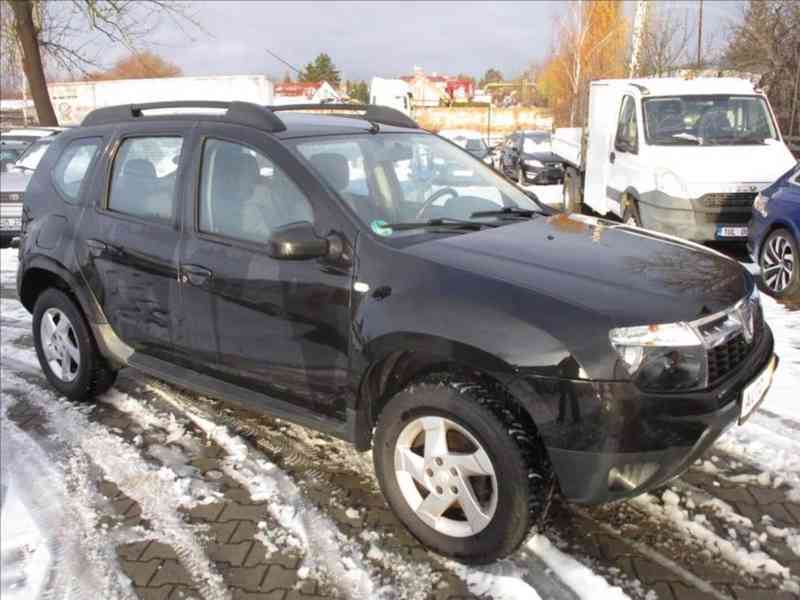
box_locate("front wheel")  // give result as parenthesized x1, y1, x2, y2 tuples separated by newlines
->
(760, 229, 800, 299)
(373, 376, 551, 563)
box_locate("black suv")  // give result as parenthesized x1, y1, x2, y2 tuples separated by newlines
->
(496, 131, 563, 185)
(18, 101, 777, 563)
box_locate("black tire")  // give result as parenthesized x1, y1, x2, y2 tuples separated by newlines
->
(622, 198, 642, 227)
(373, 374, 552, 564)
(32, 288, 118, 401)
(760, 228, 800, 300)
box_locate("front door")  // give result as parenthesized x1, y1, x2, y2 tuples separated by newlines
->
(175, 124, 354, 419)
(607, 95, 642, 218)
(77, 125, 190, 359)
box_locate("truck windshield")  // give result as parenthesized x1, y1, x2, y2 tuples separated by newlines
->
(291, 133, 544, 237)
(642, 95, 778, 146)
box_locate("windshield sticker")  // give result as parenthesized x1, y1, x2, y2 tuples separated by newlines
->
(371, 219, 393, 237)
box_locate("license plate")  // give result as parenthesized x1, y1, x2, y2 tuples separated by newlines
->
(0, 217, 21, 231)
(740, 355, 777, 424)
(716, 225, 748, 239)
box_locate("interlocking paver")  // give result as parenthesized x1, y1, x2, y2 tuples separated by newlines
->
(149, 559, 195, 588)
(261, 564, 300, 592)
(135, 586, 173, 600)
(141, 542, 179, 561)
(208, 541, 253, 566)
(219, 502, 269, 523)
(220, 564, 268, 591)
(121, 558, 162, 586)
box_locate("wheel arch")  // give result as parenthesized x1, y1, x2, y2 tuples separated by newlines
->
(18, 255, 103, 323)
(354, 333, 540, 451)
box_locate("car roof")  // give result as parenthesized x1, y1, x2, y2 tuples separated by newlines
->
(595, 77, 759, 97)
(79, 102, 421, 139)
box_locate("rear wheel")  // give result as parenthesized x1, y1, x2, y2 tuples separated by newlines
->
(373, 375, 552, 563)
(760, 229, 800, 299)
(622, 198, 642, 227)
(32, 288, 118, 401)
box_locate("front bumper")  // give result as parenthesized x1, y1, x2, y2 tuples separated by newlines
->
(509, 324, 775, 504)
(639, 190, 755, 242)
(522, 164, 564, 186)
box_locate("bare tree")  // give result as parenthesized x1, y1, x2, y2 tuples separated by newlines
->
(1, 0, 199, 125)
(724, 0, 800, 135)
(639, 7, 692, 77)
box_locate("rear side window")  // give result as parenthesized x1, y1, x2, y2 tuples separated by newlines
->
(198, 138, 312, 244)
(53, 138, 101, 203)
(108, 136, 183, 221)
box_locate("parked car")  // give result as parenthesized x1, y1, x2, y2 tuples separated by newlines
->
(496, 131, 563, 185)
(748, 162, 800, 299)
(0, 136, 57, 246)
(18, 101, 776, 563)
(1, 140, 28, 172)
(437, 129, 492, 164)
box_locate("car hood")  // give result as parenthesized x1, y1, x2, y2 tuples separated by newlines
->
(405, 214, 749, 326)
(649, 142, 796, 184)
(521, 151, 561, 162)
(0, 170, 32, 194)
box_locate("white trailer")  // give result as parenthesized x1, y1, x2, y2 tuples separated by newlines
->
(48, 75, 274, 126)
(369, 78, 414, 117)
(552, 78, 796, 242)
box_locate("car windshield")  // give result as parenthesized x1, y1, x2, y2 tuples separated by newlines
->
(522, 134, 550, 153)
(643, 95, 778, 146)
(291, 132, 542, 237)
(465, 138, 486, 152)
(15, 139, 51, 171)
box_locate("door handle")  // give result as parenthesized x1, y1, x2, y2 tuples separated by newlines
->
(609, 152, 616, 164)
(86, 239, 108, 257)
(181, 264, 213, 286)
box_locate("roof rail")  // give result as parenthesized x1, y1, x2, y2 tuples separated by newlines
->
(82, 101, 286, 132)
(270, 103, 419, 129)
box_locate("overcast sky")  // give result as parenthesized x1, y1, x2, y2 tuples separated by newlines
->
(118, 0, 745, 82)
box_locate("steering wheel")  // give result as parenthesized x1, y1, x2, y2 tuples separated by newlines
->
(415, 187, 460, 220)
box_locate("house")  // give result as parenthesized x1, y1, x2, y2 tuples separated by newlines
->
(400, 67, 451, 107)
(445, 79, 475, 103)
(273, 81, 342, 105)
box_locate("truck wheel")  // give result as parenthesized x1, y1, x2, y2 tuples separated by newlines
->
(373, 374, 552, 564)
(32, 288, 118, 401)
(760, 229, 800, 299)
(563, 168, 581, 213)
(622, 199, 642, 227)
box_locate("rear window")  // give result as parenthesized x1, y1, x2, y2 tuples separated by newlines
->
(53, 138, 102, 203)
(108, 137, 183, 222)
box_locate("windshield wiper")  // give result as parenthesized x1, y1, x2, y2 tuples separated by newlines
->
(470, 207, 542, 219)
(383, 218, 498, 232)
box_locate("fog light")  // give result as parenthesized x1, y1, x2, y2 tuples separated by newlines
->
(608, 462, 660, 492)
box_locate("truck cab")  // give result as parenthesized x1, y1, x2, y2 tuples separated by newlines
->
(370, 77, 414, 117)
(560, 78, 796, 242)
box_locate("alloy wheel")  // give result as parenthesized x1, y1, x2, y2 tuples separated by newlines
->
(762, 233, 796, 293)
(394, 416, 498, 538)
(40, 308, 80, 382)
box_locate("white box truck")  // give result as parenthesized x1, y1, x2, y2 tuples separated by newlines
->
(49, 75, 274, 126)
(370, 77, 414, 117)
(552, 78, 796, 242)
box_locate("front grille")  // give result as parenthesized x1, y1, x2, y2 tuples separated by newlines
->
(696, 210, 752, 224)
(706, 301, 764, 385)
(699, 192, 757, 208)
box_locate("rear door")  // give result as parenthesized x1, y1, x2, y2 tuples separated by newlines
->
(175, 124, 355, 419)
(77, 122, 191, 359)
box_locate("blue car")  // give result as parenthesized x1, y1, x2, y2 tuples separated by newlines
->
(748, 162, 800, 299)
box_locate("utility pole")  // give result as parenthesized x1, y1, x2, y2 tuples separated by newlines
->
(629, 0, 649, 78)
(696, 0, 704, 69)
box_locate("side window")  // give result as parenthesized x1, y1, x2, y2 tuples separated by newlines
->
(615, 96, 639, 153)
(53, 138, 101, 203)
(199, 138, 313, 244)
(108, 137, 183, 221)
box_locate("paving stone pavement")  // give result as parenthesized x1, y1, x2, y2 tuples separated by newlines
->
(4, 364, 800, 600)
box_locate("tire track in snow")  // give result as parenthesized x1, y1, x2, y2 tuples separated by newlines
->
(1, 373, 231, 600)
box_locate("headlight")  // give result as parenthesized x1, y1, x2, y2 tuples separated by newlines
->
(609, 322, 707, 390)
(654, 170, 688, 198)
(523, 159, 543, 168)
(753, 192, 770, 217)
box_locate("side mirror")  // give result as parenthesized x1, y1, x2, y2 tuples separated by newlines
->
(267, 222, 340, 261)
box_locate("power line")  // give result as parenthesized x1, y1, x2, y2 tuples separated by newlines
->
(265, 48, 301, 76)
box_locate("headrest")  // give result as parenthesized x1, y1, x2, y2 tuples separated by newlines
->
(213, 145, 259, 190)
(122, 159, 157, 180)
(310, 153, 349, 192)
